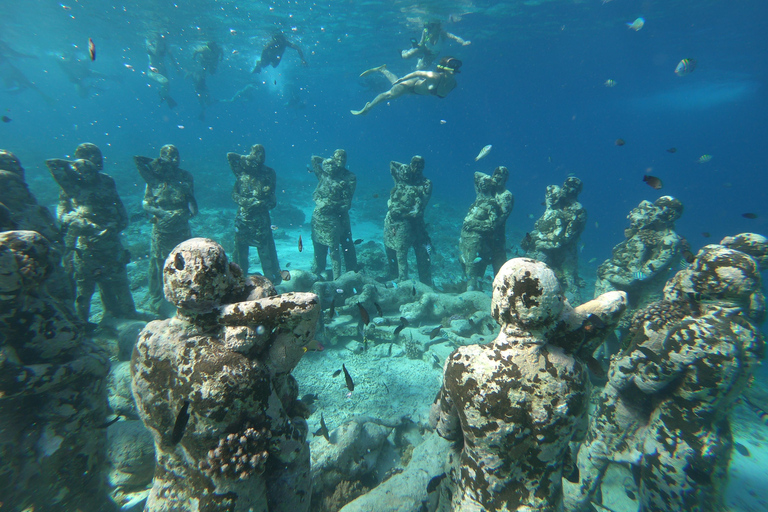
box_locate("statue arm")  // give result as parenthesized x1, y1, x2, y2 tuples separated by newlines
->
(134, 156, 158, 184)
(46, 159, 80, 195)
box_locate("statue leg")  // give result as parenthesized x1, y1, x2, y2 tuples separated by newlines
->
(329, 244, 342, 281)
(233, 225, 250, 274)
(75, 274, 97, 322)
(311, 240, 327, 275)
(256, 229, 281, 284)
(340, 234, 357, 273)
(385, 246, 399, 281)
(414, 242, 432, 286)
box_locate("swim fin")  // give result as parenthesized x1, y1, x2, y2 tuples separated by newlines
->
(359, 64, 386, 78)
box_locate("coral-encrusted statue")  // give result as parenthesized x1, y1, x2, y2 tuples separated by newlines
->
(0, 230, 113, 511)
(309, 149, 357, 280)
(132, 238, 319, 512)
(384, 156, 433, 285)
(566, 238, 766, 512)
(430, 258, 626, 511)
(459, 166, 514, 291)
(522, 177, 586, 304)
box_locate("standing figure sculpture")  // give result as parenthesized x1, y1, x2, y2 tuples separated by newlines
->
(132, 238, 319, 512)
(522, 177, 587, 304)
(431, 258, 627, 511)
(384, 155, 433, 285)
(459, 166, 514, 290)
(135, 144, 197, 316)
(0, 230, 113, 512)
(310, 149, 357, 280)
(47, 143, 140, 323)
(566, 239, 766, 512)
(229, 144, 282, 284)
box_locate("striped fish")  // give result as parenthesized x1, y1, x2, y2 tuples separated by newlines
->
(633, 271, 646, 281)
(743, 396, 768, 426)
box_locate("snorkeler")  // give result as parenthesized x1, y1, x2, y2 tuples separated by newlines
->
(350, 56, 461, 116)
(190, 41, 224, 120)
(251, 32, 307, 73)
(146, 32, 180, 109)
(401, 20, 470, 70)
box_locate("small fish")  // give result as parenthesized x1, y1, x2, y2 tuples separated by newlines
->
(372, 193, 379, 198)
(400, 317, 409, 327)
(357, 302, 370, 325)
(412, 284, 416, 296)
(98, 414, 122, 428)
(585, 356, 606, 378)
(285, 262, 291, 268)
(648, 263, 655, 272)
(353, 238, 363, 245)
(475, 144, 492, 161)
(734, 443, 750, 457)
(626, 489, 637, 501)
(633, 271, 646, 281)
(298, 235, 303, 252)
(604, 79, 617, 87)
(280, 270, 291, 281)
(328, 297, 336, 320)
(643, 175, 663, 190)
(314, 413, 330, 442)
(427, 473, 446, 493)
(342, 364, 354, 392)
(374, 302, 383, 317)
(675, 58, 697, 77)
(170, 400, 190, 445)
(588, 257, 597, 264)
(682, 249, 696, 264)
(332, 369, 342, 377)
(614, 138, 625, 146)
(60, 3, 72, 9)
(742, 212, 758, 219)
(301, 393, 318, 406)
(303, 339, 323, 352)
(666, 147, 677, 153)
(698, 154, 712, 163)
(472, 256, 482, 264)
(701, 232, 711, 238)
(626, 17, 645, 31)
(88, 38, 96, 61)
(429, 325, 442, 340)
(270, 225, 278, 231)
(393, 324, 406, 336)
(0, 116, 11, 123)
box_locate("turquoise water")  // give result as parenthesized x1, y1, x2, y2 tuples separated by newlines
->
(2, 0, 767, 510)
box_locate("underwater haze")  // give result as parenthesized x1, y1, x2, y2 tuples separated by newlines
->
(2, 0, 768, 511)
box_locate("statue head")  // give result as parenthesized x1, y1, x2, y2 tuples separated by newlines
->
(74, 143, 104, 171)
(332, 149, 347, 169)
(248, 144, 266, 165)
(491, 258, 565, 330)
(159, 144, 180, 167)
(72, 158, 99, 183)
(0, 230, 52, 295)
(0, 150, 24, 178)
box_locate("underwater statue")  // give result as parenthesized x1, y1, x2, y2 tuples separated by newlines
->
(459, 166, 514, 291)
(132, 238, 319, 512)
(566, 237, 766, 512)
(0, 230, 114, 512)
(310, 148, 358, 280)
(430, 258, 627, 511)
(47, 143, 141, 323)
(593, 195, 685, 351)
(522, 176, 587, 304)
(135, 144, 198, 316)
(229, 143, 282, 284)
(384, 155, 433, 285)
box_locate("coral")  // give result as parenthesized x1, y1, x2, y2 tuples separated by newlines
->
(198, 426, 271, 480)
(403, 335, 422, 359)
(322, 480, 369, 512)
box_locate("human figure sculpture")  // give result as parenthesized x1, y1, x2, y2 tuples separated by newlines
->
(309, 149, 357, 280)
(0, 230, 113, 512)
(384, 155, 433, 285)
(229, 144, 282, 284)
(522, 177, 587, 304)
(566, 240, 766, 512)
(132, 238, 319, 512)
(0, 149, 73, 302)
(430, 258, 627, 511)
(47, 144, 140, 323)
(459, 166, 514, 291)
(593, 195, 685, 350)
(135, 144, 198, 315)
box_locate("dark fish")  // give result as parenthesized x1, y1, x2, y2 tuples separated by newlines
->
(274, 80, 277, 85)
(98, 414, 122, 428)
(734, 442, 750, 457)
(666, 147, 677, 153)
(280, 270, 291, 281)
(643, 175, 663, 190)
(399, 317, 409, 327)
(353, 238, 363, 245)
(467, 318, 476, 328)
(635, 346, 662, 364)
(313, 413, 330, 442)
(701, 232, 711, 238)
(412, 285, 416, 296)
(170, 400, 190, 445)
(285, 262, 291, 268)
(429, 325, 442, 340)
(682, 249, 696, 264)
(328, 297, 336, 320)
(427, 473, 446, 493)
(342, 364, 354, 392)
(88, 37, 96, 61)
(332, 369, 342, 378)
(393, 323, 406, 336)
(298, 235, 303, 252)
(372, 193, 379, 198)
(357, 302, 370, 325)
(585, 356, 606, 378)
(626, 490, 636, 500)
(648, 263, 655, 272)
(1, 115, 11, 123)
(374, 302, 383, 317)
(742, 213, 758, 219)
(301, 393, 318, 406)
(615, 138, 625, 146)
